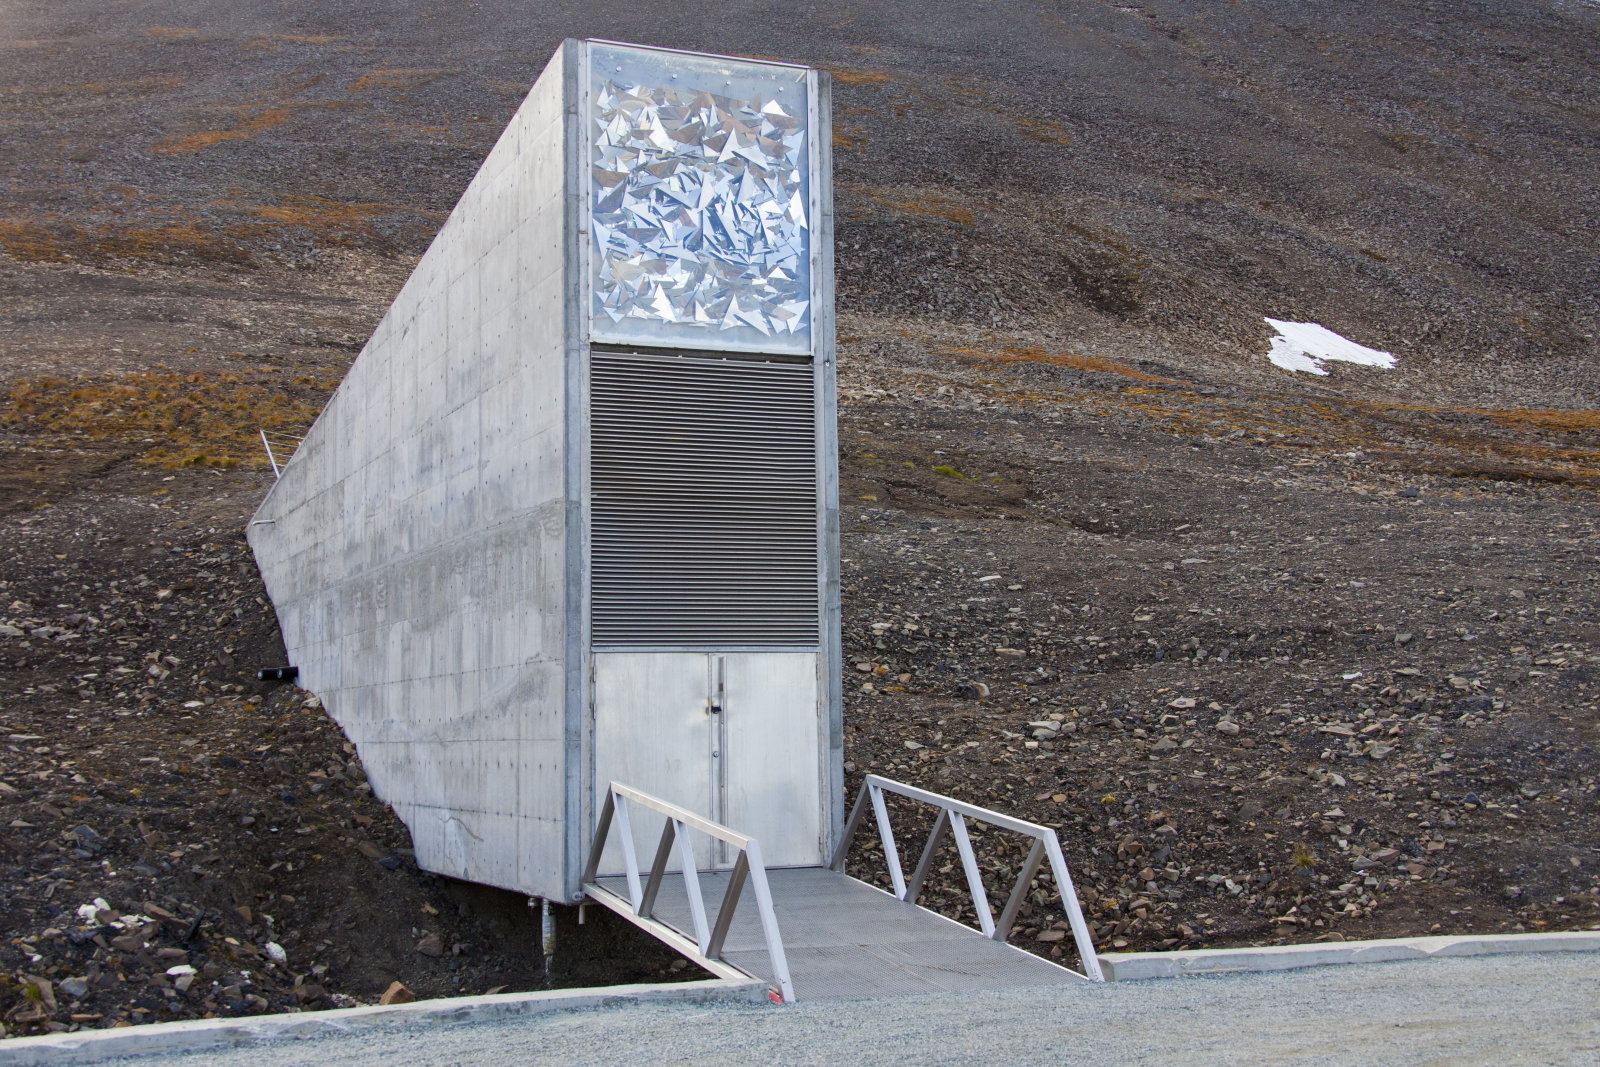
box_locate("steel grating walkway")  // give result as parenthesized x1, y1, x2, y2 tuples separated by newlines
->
(591, 865, 1086, 1000)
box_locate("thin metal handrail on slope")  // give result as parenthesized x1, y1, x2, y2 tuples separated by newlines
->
(258, 429, 306, 479)
(582, 782, 795, 1003)
(829, 774, 1104, 982)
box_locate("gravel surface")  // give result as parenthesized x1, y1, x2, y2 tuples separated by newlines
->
(80, 952, 1600, 1066)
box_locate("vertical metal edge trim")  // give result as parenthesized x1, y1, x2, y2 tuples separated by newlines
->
(812, 66, 845, 860)
(563, 36, 592, 901)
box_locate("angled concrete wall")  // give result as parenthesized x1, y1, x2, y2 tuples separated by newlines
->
(250, 40, 838, 903)
(248, 43, 580, 896)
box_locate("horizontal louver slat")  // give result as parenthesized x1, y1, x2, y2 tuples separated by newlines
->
(589, 349, 820, 649)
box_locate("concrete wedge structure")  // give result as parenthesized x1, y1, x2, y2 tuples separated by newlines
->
(248, 39, 839, 902)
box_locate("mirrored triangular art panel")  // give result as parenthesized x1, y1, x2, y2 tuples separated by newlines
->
(248, 40, 839, 901)
(589, 42, 812, 353)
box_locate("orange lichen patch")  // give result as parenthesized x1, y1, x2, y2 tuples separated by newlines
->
(950, 345, 1187, 385)
(870, 193, 975, 226)
(250, 196, 395, 228)
(1479, 409, 1600, 435)
(233, 195, 441, 249)
(0, 185, 436, 267)
(1014, 116, 1073, 146)
(1346, 399, 1600, 439)
(825, 67, 892, 86)
(379, 121, 451, 140)
(0, 76, 183, 98)
(1114, 388, 1368, 446)
(153, 107, 296, 154)
(964, 364, 1600, 489)
(833, 126, 866, 150)
(0, 220, 69, 262)
(0, 218, 249, 266)
(97, 224, 248, 263)
(2, 370, 341, 469)
(142, 27, 200, 39)
(347, 68, 450, 92)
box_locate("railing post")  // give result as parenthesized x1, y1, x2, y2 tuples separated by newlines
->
(744, 840, 795, 1004)
(706, 853, 750, 958)
(614, 794, 643, 912)
(905, 808, 951, 904)
(259, 429, 281, 479)
(828, 779, 873, 870)
(675, 820, 712, 953)
(582, 788, 616, 884)
(868, 781, 907, 899)
(995, 838, 1046, 942)
(1044, 835, 1104, 982)
(946, 811, 995, 937)
(639, 817, 677, 919)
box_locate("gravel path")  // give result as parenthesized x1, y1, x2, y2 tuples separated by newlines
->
(97, 953, 1600, 1066)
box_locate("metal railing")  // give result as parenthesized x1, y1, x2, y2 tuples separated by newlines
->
(259, 429, 306, 479)
(829, 774, 1103, 982)
(583, 782, 795, 1003)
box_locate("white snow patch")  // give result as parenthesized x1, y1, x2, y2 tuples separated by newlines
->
(1264, 318, 1396, 376)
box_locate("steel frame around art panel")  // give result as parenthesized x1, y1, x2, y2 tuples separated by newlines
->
(582, 40, 821, 356)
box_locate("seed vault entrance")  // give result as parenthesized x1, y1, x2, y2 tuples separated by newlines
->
(247, 39, 841, 902)
(246, 37, 1103, 1002)
(592, 652, 822, 869)
(588, 346, 829, 872)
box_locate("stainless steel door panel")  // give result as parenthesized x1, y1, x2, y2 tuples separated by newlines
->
(591, 652, 714, 873)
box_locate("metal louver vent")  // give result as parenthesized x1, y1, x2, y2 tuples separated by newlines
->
(589, 349, 820, 648)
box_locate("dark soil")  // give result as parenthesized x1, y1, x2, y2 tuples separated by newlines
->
(0, 464, 698, 1033)
(2, 0, 1598, 1040)
(830, 332, 1600, 967)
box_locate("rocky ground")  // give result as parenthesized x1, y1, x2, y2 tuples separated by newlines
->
(0, 461, 697, 1035)
(830, 325, 1600, 968)
(2, 0, 1598, 1042)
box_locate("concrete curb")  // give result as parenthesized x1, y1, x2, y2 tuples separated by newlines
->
(1099, 930, 1600, 981)
(0, 977, 768, 1065)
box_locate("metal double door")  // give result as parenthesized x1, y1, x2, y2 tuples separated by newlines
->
(591, 651, 821, 872)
